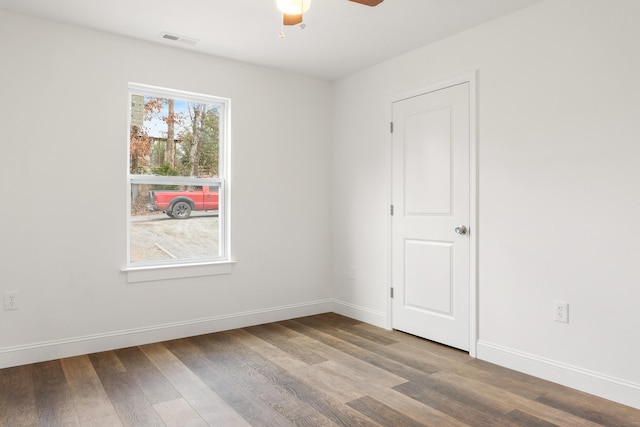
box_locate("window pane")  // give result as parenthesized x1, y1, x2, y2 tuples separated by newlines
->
(130, 183, 221, 263)
(128, 84, 228, 269)
(130, 94, 221, 178)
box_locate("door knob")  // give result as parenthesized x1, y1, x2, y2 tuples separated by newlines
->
(455, 225, 468, 235)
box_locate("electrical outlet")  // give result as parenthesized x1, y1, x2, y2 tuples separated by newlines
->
(554, 301, 568, 323)
(4, 291, 19, 311)
(349, 265, 356, 280)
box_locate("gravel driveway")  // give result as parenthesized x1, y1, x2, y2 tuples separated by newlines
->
(130, 213, 219, 262)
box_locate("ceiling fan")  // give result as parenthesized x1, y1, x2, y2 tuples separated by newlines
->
(276, 0, 383, 32)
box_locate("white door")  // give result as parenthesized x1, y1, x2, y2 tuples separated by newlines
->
(391, 82, 471, 351)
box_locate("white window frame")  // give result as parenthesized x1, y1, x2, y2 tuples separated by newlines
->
(123, 83, 233, 282)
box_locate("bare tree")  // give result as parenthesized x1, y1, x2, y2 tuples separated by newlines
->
(165, 99, 176, 167)
(188, 103, 207, 176)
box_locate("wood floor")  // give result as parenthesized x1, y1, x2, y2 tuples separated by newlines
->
(1, 314, 638, 426)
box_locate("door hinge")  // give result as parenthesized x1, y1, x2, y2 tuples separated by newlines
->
(390, 122, 394, 133)
(390, 287, 394, 298)
(390, 205, 394, 215)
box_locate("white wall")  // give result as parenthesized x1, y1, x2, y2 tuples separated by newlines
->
(331, 0, 640, 408)
(0, 11, 332, 365)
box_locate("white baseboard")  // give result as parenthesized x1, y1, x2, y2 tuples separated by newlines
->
(0, 299, 332, 369)
(331, 299, 388, 329)
(477, 340, 640, 410)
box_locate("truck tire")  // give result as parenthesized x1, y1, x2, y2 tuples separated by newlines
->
(172, 201, 192, 219)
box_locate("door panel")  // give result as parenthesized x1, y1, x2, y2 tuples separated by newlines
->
(404, 239, 453, 315)
(404, 107, 452, 215)
(392, 82, 470, 351)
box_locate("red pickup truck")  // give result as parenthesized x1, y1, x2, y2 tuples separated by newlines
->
(148, 185, 219, 219)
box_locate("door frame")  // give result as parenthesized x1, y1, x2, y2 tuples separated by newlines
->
(387, 71, 478, 357)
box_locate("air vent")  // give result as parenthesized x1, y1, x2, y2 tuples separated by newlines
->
(159, 32, 199, 46)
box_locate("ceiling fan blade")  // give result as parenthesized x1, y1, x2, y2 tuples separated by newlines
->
(283, 13, 303, 26)
(348, 0, 384, 6)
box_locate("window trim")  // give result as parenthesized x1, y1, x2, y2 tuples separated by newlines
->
(125, 83, 232, 280)
(123, 260, 236, 283)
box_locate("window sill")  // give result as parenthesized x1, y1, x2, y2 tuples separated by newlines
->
(123, 260, 236, 283)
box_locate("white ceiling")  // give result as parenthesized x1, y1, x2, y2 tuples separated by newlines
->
(0, 0, 542, 81)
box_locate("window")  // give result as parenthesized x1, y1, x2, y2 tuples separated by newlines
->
(127, 83, 230, 275)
